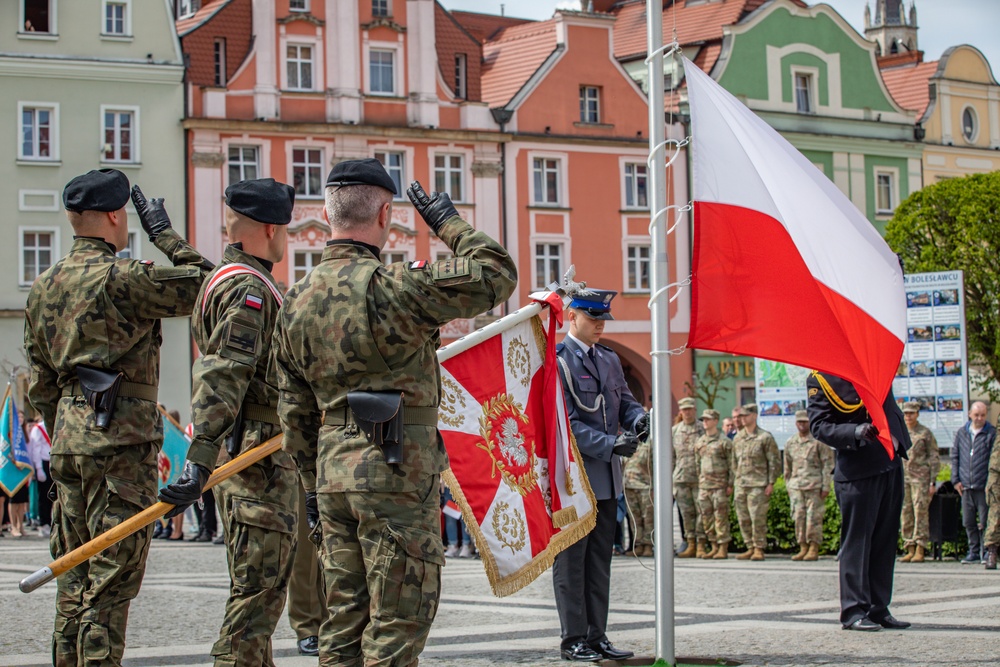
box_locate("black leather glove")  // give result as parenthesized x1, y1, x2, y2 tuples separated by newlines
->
(854, 423, 879, 447)
(158, 461, 211, 518)
(131, 185, 173, 241)
(406, 180, 458, 234)
(635, 413, 651, 441)
(612, 432, 640, 458)
(305, 491, 322, 546)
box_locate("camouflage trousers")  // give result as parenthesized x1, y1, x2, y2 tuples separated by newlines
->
(697, 487, 731, 545)
(317, 475, 444, 667)
(982, 478, 1000, 548)
(734, 485, 769, 549)
(50, 443, 159, 667)
(288, 481, 328, 640)
(674, 482, 704, 541)
(211, 423, 298, 667)
(624, 487, 653, 549)
(788, 488, 825, 546)
(900, 480, 933, 548)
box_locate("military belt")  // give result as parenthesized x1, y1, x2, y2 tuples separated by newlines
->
(61, 380, 158, 403)
(323, 406, 439, 427)
(243, 403, 280, 426)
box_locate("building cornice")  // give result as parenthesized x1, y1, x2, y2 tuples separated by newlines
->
(0, 56, 184, 84)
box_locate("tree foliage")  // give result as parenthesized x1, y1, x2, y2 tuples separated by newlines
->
(885, 171, 1000, 401)
(684, 365, 734, 409)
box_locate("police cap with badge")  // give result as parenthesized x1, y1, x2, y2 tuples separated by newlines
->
(326, 158, 397, 195)
(569, 289, 617, 320)
(63, 169, 130, 213)
(225, 178, 295, 225)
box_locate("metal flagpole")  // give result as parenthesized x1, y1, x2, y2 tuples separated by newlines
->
(646, 0, 675, 663)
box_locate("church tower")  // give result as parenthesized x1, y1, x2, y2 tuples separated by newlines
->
(864, 0, 918, 57)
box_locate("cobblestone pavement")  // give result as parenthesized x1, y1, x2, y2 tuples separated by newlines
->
(1, 531, 998, 666)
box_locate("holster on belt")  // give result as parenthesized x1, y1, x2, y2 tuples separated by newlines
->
(226, 407, 245, 457)
(74, 366, 123, 430)
(347, 391, 404, 465)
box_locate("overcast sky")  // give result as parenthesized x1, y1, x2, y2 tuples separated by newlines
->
(439, 0, 999, 76)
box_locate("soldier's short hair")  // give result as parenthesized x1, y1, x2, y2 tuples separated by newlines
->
(325, 184, 392, 231)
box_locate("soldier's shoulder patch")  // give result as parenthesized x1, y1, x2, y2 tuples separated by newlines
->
(244, 293, 264, 310)
(223, 319, 261, 357)
(808, 387, 819, 397)
(409, 260, 428, 270)
(431, 257, 472, 282)
(140, 260, 154, 265)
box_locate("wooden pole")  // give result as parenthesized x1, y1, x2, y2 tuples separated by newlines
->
(19, 433, 284, 593)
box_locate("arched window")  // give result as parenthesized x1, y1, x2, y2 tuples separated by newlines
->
(962, 106, 978, 143)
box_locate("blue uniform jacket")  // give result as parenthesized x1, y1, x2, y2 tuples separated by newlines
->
(556, 337, 646, 500)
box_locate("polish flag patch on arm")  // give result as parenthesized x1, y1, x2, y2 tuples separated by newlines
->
(244, 294, 263, 310)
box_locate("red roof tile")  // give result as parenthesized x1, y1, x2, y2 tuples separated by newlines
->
(435, 2, 483, 101)
(179, 0, 252, 88)
(481, 20, 559, 108)
(176, 0, 230, 37)
(880, 60, 937, 117)
(450, 10, 534, 43)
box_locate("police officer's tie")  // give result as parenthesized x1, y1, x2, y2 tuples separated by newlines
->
(588, 348, 596, 363)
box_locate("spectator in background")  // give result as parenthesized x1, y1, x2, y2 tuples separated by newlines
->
(163, 410, 187, 541)
(26, 418, 53, 537)
(951, 401, 996, 564)
(722, 417, 735, 439)
(442, 484, 475, 558)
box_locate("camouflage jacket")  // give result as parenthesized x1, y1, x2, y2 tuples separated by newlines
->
(903, 423, 940, 485)
(783, 434, 835, 491)
(24, 230, 210, 455)
(733, 427, 780, 487)
(672, 420, 704, 485)
(695, 431, 735, 490)
(623, 436, 652, 489)
(187, 245, 290, 471)
(273, 214, 517, 493)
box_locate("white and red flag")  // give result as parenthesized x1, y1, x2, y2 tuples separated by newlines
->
(438, 298, 596, 596)
(682, 57, 906, 457)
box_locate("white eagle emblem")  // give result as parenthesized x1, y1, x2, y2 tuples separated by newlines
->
(498, 417, 528, 466)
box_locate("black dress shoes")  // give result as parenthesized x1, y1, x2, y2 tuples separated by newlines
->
(591, 639, 634, 660)
(561, 641, 601, 662)
(843, 617, 882, 631)
(875, 615, 911, 629)
(297, 636, 319, 656)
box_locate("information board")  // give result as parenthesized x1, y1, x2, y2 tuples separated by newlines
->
(754, 360, 811, 449)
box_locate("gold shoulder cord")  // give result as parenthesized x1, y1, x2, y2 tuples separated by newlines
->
(809, 371, 865, 414)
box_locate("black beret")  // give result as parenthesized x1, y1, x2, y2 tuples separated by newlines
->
(63, 169, 130, 213)
(326, 158, 397, 195)
(225, 178, 296, 225)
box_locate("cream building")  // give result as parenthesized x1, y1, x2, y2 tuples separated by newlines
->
(0, 0, 193, 419)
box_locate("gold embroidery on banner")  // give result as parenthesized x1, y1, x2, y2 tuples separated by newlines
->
(439, 376, 467, 429)
(531, 317, 547, 362)
(477, 394, 538, 496)
(506, 336, 531, 387)
(491, 500, 527, 554)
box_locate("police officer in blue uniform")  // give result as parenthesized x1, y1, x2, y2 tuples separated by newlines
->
(807, 371, 911, 631)
(553, 289, 648, 661)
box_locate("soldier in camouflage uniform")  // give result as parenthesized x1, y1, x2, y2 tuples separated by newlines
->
(984, 440, 1000, 570)
(733, 404, 780, 560)
(673, 396, 706, 557)
(158, 179, 299, 666)
(783, 410, 835, 562)
(694, 409, 735, 559)
(272, 160, 516, 667)
(623, 432, 653, 557)
(898, 402, 940, 564)
(24, 169, 211, 666)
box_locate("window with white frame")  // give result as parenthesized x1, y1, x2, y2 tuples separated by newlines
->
(624, 162, 647, 209)
(289, 0, 308, 11)
(117, 230, 140, 260)
(794, 73, 812, 113)
(962, 106, 978, 143)
(875, 170, 895, 214)
(434, 154, 464, 202)
(102, 108, 136, 162)
(626, 244, 650, 291)
(384, 251, 408, 265)
(213, 38, 226, 86)
(19, 104, 57, 160)
(22, 0, 52, 33)
(534, 243, 563, 290)
(286, 44, 314, 90)
(372, 0, 389, 17)
(293, 249, 323, 282)
(103, 1, 128, 35)
(369, 49, 395, 95)
(20, 228, 56, 286)
(174, 0, 194, 20)
(228, 146, 259, 184)
(579, 86, 600, 123)
(454, 54, 467, 99)
(292, 148, 323, 198)
(374, 151, 405, 200)
(532, 158, 560, 205)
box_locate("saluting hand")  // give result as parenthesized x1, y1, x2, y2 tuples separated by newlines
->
(131, 185, 173, 241)
(406, 181, 458, 235)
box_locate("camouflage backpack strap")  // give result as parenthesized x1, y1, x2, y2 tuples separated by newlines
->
(201, 263, 283, 314)
(809, 370, 864, 414)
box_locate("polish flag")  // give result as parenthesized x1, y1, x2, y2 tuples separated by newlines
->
(682, 58, 905, 457)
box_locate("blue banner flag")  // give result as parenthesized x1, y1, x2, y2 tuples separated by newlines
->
(157, 409, 191, 490)
(0, 389, 33, 496)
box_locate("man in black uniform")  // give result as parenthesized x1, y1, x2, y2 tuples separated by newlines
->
(806, 371, 911, 631)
